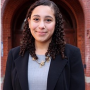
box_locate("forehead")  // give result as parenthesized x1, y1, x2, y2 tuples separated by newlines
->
(31, 5, 55, 17)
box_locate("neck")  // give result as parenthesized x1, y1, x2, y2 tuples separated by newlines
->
(35, 40, 51, 55)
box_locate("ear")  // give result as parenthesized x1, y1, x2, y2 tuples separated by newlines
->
(28, 17, 30, 23)
(28, 17, 31, 28)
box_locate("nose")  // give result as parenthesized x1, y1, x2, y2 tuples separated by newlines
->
(39, 21, 45, 29)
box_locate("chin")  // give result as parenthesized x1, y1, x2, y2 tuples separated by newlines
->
(38, 40, 46, 42)
(36, 39, 46, 43)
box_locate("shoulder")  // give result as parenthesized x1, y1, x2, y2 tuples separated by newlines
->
(6, 46, 21, 66)
(65, 44, 80, 56)
(9, 46, 20, 59)
(65, 44, 80, 51)
(10, 46, 20, 52)
(64, 44, 82, 66)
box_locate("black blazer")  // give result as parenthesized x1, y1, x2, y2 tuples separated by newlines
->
(3, 44, 85, 90)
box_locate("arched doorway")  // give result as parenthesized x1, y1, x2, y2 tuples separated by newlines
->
(12, 2, 77, 47)
(2, 0, 85, 74)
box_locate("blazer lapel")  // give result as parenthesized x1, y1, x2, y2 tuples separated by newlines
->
(14, 51, 29, 90)
(47, 54, 68, 90)
(14, 51, 68, 90)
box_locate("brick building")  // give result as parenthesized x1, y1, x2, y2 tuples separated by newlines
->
(1, 0, 90, 90)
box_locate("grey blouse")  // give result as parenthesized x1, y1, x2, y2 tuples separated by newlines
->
(28, 54, 51, 90)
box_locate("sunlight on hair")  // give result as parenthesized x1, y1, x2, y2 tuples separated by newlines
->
(0, 0, 1, 89)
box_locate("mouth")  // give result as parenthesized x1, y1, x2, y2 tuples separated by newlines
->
(36, 31, 47, 35)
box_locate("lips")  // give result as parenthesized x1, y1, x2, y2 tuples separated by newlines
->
(36, 31, 47, 36)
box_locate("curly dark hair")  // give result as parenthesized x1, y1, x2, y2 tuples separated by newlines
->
(20, 0, 66, 59)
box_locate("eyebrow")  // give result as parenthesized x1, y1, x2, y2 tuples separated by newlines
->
(32, 15, 40, 17)
(32, 15, 53, 19)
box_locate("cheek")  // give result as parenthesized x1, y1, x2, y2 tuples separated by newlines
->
(29, 22, 38, 30)
(47, 23, 55, 32)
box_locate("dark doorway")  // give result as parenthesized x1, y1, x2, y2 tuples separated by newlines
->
(12, 3, 77, 47)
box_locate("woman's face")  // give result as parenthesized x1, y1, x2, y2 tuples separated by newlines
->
(28, 5, 55, 43)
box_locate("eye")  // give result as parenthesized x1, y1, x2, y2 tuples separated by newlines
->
(45, 19, 52, 22)
(33, 18, 39, 22)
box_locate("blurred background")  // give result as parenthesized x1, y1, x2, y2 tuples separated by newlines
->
(1, 0, 90, 90)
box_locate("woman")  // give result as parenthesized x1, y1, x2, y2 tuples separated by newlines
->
(3, 0, 85, 90)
